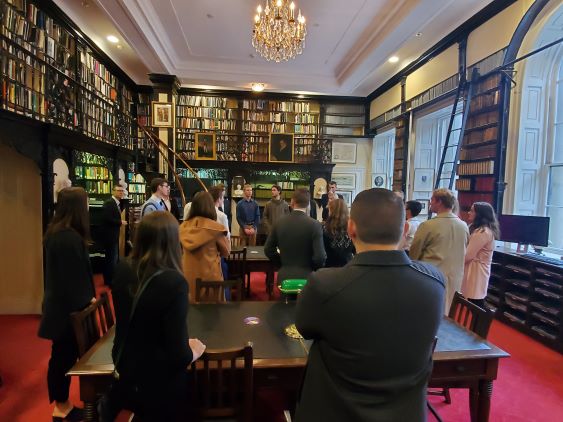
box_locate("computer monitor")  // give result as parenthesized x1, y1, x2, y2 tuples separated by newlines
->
(498, 215, 550, 247)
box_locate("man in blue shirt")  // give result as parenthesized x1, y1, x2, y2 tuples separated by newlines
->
(236, 184, 260, 246)
(141, 178, 167, 218)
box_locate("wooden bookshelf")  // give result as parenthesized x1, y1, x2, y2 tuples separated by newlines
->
(126, 162, 146, 206)
(487, 248, 563, 353)
(456, 73, 502, 218)
(73, 151, 113, 205)
(392, 117, 408, 193)
(321, 103, 365, 137)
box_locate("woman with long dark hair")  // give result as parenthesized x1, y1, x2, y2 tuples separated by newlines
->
(103, 211, 206, 421)
(180, 191, 230, 301)
(323, 199, 355, 267)
(38, 187, 95, 421)
(461, 202, 500, 308)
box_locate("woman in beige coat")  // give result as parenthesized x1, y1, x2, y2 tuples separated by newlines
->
(180, 191, 230, 301)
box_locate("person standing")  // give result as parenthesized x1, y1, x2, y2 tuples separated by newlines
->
(295, 188, 444, 422)
(38, 187, 95, 422)
(140, 178, 168, 218)
(100, 212, 206, 421)
(400, 200, 422, 250)
(410, 188, 469, 313)
(265, 188, 326, 283)
(235, 184, 260, 246)
(162, 184, 181, 221)
(461, 202, 500, 309)
(100, 185, 127, 287)
(320, 181, 343, 220)
(180, 192, 230, 301)
(323, 199, 355, 267)
(262, 185, 290, 235)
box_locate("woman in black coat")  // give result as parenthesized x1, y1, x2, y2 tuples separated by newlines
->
(99, 211, 206, 422)
(323, 199, 355, 267)
(38, 187, 95, 421)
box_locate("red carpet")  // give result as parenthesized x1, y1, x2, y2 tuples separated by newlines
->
(1, 273, 562, 421)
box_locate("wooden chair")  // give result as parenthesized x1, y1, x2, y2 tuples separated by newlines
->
(430, 293, 494, 405)
(230, 235, 244, 249)
(191, 345, 253, 422)
(70, 293, 114, 357)
(227, 247, 249, 297)
(195, 279, 244, 303)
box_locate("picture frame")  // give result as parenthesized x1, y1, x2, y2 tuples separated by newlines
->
(413, 168, 434, 192)
(269, 133, 294, 163)
(331, 173, 356, 190)
(336, 190, 353, 207)
(152, 101, 174, 127)
(331, 142, 357, 164)
(195, 133, 216, 160)
(415, 199, 429, 215)
(372, 173, 387, 188)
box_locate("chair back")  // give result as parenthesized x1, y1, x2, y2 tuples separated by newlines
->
(448, 292, 493, 338)
(227, 247, 247, 283)
(192, 345, 253, 422)
(231, 236, 244, 249)
(70, 293, 114, 357)
(195, 279, 244, 303)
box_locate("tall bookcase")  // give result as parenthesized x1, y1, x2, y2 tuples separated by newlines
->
(0, 0, 137, 150)
(176, 94, 239, 161)
(392, 117, 408, 193)
(455, 73, 502, 218)
(73, 151, 113, 205)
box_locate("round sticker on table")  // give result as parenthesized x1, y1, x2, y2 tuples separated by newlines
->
(244, 317, 260, 325)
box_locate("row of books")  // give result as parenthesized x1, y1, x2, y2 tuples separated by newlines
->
(1, 78, 46, 114)
(81, 98, 115, 125)
(127, 193, 145, 205)
(74, 165, 110, 180)
(79, 50, 119, 87)
(176, 105, 238, 119)
(466, 110, 498, 129)
(475, 74, 501, 93)
(177, 95, 234, 108)
(457, 160, 495, 176)
(459, 144, 496, 160)
(177, 117, 237, 131)
(2, 53, 45, 92)
(463, 127, 498, 146)
(321, 126, 363, 136)
(324, 115, 364, 125)
(470, 90, 500, 111)
(75, 180, 112, 194)
(127, 183, 146, 194)
(455, 176, 496, 192)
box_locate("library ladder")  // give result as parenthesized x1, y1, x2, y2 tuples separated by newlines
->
(433, 69, 477, 196)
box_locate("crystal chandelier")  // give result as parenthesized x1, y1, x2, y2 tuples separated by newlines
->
(252, 0, 307, 62)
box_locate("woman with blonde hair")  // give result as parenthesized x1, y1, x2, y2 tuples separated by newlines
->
(180, 191, 230, 301)
(323, 198, 355, 267)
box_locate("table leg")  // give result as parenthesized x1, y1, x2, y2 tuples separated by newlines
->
(469, 387, 479, 422)
(84, 400, 97, 422)
(477, 380, 493, 422)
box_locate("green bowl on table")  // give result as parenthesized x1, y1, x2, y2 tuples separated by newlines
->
(278, 279, 307, 294)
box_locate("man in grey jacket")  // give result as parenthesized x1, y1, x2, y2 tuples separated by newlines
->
(262, 185, 290, 235)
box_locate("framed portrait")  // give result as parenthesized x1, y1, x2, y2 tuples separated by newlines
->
(373, 173, 387, 188)
(195, 133, 216, 160)
(332, 173, 356, 190)
(331, 142, 357, 164)
(269, 133, 294, 163)
(413, 168, 435, 192)
(336, 190, 353, 207)
(152, 101, 174, 127)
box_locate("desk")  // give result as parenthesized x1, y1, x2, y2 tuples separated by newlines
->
(69, 302, 509, 422)
(233, 246, 277, 298)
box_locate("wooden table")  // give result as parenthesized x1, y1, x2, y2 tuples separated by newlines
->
(235, 246, 277, 298)
(69, 301, 509, 422)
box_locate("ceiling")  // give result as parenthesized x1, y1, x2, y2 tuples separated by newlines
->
(54, 0, 494, 96)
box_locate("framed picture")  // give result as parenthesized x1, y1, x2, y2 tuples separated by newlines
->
(332, 173, 356, 190)
(414, 168, 435, 191)
(331, 142, 356, 164)
(373, 173, 387, 188)
(269, 133, 294, 163)
(195, 133, 216, 160)
(415, 199, 429, 215)
(336, 190, 353, 207)
(152, 101, 174, 127)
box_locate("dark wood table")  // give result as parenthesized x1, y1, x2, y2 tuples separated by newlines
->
(235, 246, 277, 298)
(68, 301, 509, 422)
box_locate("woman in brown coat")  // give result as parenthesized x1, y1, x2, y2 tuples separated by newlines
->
(180, 191, 230, 301)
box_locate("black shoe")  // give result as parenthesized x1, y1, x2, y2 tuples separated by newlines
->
(52, 407, 84, 422)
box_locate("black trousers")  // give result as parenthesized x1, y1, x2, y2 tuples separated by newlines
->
(103, 240, 119, 287)
(47, 328, 78, 403)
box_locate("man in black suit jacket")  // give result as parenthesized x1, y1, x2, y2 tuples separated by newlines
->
(320, 180, 344, 220)
(265, 188, 326, 283)
(295, 188, 445, 422)
(100, 185, 127, 286)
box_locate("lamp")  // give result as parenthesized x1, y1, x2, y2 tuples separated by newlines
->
(252, 1, 307, 62)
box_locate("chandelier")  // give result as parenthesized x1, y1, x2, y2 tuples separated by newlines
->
(252, 0, 307, 62)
